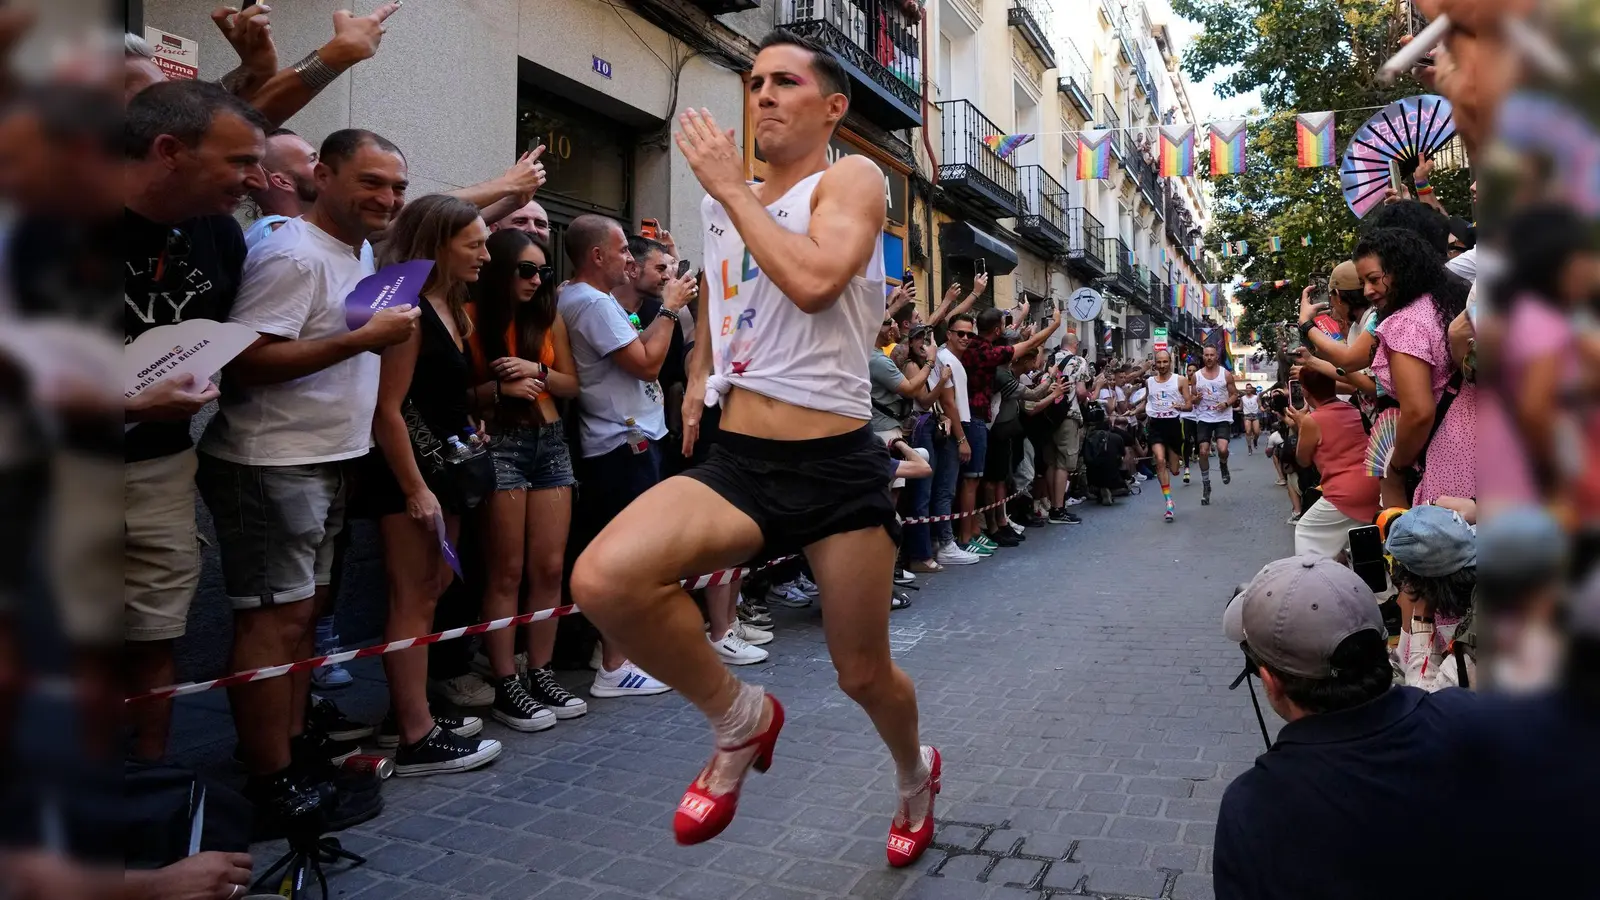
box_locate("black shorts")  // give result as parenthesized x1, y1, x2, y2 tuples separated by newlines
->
(682, 425, 901, 558)
(1147, 417, 1184, 450)
(983, 433, 1015, 482)
(1194, 421, 1231, 445)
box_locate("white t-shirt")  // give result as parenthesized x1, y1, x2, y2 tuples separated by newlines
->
(938, 345, 970, 423)
(559, 282, 668, 458)
(699, 171, 883, 419)
(200, 217, 378, 466)
(1445, 246, 1477, 283)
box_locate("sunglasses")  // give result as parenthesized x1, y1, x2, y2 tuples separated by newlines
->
(949, 330, 975, 338)
(515, 262, 554, 281)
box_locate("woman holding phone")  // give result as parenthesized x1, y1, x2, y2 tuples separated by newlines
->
(1352, 227, 1475, 508)
(467, 228, 590, 730)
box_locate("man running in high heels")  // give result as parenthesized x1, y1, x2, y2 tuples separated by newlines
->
(570, 30, 938, 867)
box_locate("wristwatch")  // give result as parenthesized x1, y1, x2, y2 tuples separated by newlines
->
(1298, 319, 1319, 342)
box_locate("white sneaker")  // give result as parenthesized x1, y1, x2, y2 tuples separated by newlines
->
(1135, 472, 1149, 482)
(936, 541, 982, 566)
(1009, 519, 1026, 535)
(590, 661, 672, 698)
(428, 673, 495, 708)
(794, 574, 821, 598)
(711, 628, 770, 665)
(767, 581, 813, 608)
(733, 621, 774, 646)
(1066, 496, 1084, 506)
(894, 568, 917, 585)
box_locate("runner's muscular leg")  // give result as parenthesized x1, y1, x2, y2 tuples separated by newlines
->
(571, 476, 765, 720)
(806, 526, 923, 777)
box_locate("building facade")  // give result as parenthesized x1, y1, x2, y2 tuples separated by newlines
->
(136, 0, 1212, 358)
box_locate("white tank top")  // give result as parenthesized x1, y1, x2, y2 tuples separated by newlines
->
(700, 171, 885, 419)
(1242, 394, 1260, 415)
(1193, 367, 1233, 423)
(1145, 375, 1184, 419)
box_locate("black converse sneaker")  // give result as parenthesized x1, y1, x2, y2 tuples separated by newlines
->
(492, 675, 556, 732)
(1220, 458, 1231, 484)
(375, 711, 483, 749)
(392, 725, 502, 777)
(526, 666, 588, 719)
(306, 695, 377, 743)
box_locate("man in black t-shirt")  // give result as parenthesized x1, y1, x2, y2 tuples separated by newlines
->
(122, 81, 273, 771)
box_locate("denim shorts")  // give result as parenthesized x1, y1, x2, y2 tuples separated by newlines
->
(961, 420, 989, 478)
(195, 454, 349, 609)
(490, 421, 577, 492)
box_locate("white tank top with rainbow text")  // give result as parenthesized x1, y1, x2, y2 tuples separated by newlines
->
(699, 170, 885, 420)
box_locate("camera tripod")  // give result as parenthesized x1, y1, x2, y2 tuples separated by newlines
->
(250, 832, 366, 900)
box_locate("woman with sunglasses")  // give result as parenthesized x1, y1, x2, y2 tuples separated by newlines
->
(466, 229, 588, 729)
(365, 194, 502, 776)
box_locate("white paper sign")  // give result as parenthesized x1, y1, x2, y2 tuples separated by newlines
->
(124, 320, 259, 400)
(144, 27, 200, 81)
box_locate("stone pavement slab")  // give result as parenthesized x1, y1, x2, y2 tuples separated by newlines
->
(175, 445, 1295, 898)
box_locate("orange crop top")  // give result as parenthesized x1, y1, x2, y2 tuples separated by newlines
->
(467, 310, 556, 401)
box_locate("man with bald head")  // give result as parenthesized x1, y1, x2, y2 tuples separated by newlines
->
(492, 198, 552, 246)
(558, 213, 692, 698)
(246, 128, 320, 248)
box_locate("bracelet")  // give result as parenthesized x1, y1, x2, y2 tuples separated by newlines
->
(657, 307, 680, 323)
(291, 51, 343, 91)
(1298, 319, 1318, 341)
(956, 436, 968, 444)
(1413, 177, 1431, 190)
(1415, 185, 1435, 196)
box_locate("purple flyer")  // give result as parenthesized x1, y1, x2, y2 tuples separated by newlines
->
(345, 259, 434, 332)
(433, 512, 464, 580)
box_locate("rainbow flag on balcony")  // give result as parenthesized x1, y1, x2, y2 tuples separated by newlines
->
(1208, 120, 1247, 176)
(982, 132, 1036, 161)
(1171, 283, 1188, 310)
(1077, 129, 1113, 180)
(1159, 125, 1195, 177)
(1296, 112, 1337, 168)
(1270, 236, 1283, 252)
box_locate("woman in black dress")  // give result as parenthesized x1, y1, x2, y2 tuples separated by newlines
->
(369, 194, 502, 776)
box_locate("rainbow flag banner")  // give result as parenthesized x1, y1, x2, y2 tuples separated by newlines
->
(1270, 237, 1284, 252)
(1076, 130, 1113, 180)
(982, 133, 1036, 161)
(1301, 235, 1313, 247)
(1208, 119, 1248, 176)
(1171, 283, 1188, 310)
(1159, 125, 1196, 177)
(1236, 240, 1250, 257)
(1296, 112, 1337, 168)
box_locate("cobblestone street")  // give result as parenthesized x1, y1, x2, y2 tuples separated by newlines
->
(175, 446, 1296, 900)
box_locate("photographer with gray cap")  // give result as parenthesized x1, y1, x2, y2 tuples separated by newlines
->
(1214, 555, 1473, 900)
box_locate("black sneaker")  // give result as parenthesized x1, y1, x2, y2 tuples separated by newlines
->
(1018, 512, 1048, 528)
(244, 769, 324, 839)
(375, 711, 483, 749)
(492, 675, 557, 732)
(737, 603, 773, 630)
(307, 695, 376, 743)
(1059, 511, 1082, 524)
(1048, 507, 1072, 524)
(526, 666, 589, 719)
(1220, 459, 1231, 484)
(986, 529, 1020, 548)
(393, 725, 502, 777)
(893, 568, 916, 585)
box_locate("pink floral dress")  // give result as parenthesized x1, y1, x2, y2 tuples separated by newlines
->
(1372, 296, 1477, 505)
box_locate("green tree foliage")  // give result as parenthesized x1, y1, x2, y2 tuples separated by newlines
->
(1173, 0, 1470, 340)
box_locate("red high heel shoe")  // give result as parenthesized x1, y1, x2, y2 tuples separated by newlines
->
(673, 694, 785, 845)
(886, 746, 941, 868)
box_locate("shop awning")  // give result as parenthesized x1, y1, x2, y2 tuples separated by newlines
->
(939, 223, 1019, 276)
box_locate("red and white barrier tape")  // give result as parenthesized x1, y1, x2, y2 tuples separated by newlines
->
(900, 490, 1024, 525)
(128, 491, 1030, 703)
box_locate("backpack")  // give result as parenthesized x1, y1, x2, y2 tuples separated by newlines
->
(1084, 428, 1124, 488)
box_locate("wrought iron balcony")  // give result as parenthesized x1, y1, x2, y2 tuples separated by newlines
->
(936, 99, 1020, 220)
(1126, 146, 1161, 213)
(1105, 237, 1141, 297)
(1007, 0, 1056, 69)
(1150, 278, 1168, 321)
(1055, 41, 1094, 120)
(1065, 207, 1105, 277)
(778, 0, 923, 130)
(1016, 165, 1068, 253)
(1095, 94, 1124, 161)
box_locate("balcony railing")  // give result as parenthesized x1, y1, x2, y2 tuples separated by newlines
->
(1106, 237, 1141, 296)
(1007, 0, 1056, 69)
(1113, 8, 1136, 64)
(1126, 146, 1161, 212)
(1016, 165, 1068, 252)
(1055, 40, 1094, 120)
(1095, 94, 1124, 161)
(1150, 278, 1167, 320)
(779, 0, 923, 130)
(936, 99, 1020, 220)
(1065, 207, 1105, 276)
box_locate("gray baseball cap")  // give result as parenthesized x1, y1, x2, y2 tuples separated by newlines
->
(1223, 555, 1384, 678)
